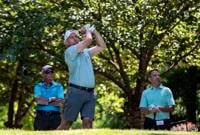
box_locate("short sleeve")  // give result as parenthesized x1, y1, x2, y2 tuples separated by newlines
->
(34, 84, 41, 98)
(166, 88, 175, 106)
(64, 45, 78, 63)
(139, 91, 148, 108)
(86, 48, 93, 57)
(57, 84, 64, 99)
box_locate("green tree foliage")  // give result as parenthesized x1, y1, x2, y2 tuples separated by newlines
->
(0, 0, 199, 129)
(164, 66, 200, 124)
(0, 0, 67, 128)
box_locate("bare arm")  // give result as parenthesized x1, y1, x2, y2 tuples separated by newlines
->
(90, 29, 106, 56)
(76, 30, 93, 53)
(49, 98, 64, 106)
(35, 96, 48, 105)
(140, 107, 159, 115)
(159, 106, 174, 112)
(140, 107, 151, 115)
(140, 105, 174, 115)
(35, 96, 64, 106)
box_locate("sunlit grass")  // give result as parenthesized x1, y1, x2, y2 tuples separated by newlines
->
(0, 129, 199, 135)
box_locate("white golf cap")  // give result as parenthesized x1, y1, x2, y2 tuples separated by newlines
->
(42, 65, 52, 73)
(64, 30, 72, 42)
(64, 30, 78, 42)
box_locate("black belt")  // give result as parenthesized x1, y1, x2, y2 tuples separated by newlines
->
(37, 110, 60, 115)
(69, 83, 94, 92)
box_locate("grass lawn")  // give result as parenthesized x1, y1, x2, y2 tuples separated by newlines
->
(0, 129, 199, 135)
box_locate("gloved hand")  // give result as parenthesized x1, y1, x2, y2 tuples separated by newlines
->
(83, 24, 91, 31)
(88, 25, 95, 32)
(83, 24, 95, 32)
(149, 104, 160, 112)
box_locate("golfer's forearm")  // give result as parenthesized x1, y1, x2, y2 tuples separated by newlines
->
(159, 106, 174, 112)
(36, 97, 48, 105)
(93, 30, 106, 48)
(77, 31, 92, 52)
(82, 30, 93, 46)
(140, 108, 151, 115)
(49, 99, 64, 106)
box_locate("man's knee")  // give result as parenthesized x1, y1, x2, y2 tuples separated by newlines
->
(57, 119, 72, 130)
(83, 117, 93, 128)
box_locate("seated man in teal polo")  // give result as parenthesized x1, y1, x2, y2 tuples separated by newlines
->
(139, 69, 175, 130)
(34, 65, 64, 130)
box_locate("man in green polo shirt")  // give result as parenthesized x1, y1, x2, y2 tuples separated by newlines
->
(57, 24, 106, 130)
(139, 69, 175, 130)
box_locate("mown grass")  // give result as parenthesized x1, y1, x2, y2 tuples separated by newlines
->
(0, 129, 199, 135)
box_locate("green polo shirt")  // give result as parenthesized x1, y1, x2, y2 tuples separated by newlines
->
(139, 84, 175, 120)
(64, 45, 95, 88)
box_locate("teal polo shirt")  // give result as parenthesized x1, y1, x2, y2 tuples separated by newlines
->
(139, 84, 175, 120)
(34, 81, 64, 112)
(64, 45, 95, 88)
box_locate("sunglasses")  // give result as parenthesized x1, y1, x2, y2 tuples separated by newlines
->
(44, 70, 53, 74)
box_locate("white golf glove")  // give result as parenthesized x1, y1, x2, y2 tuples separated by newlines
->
(83, 24, 91, 31)
(83, 24, 95, 32)
(88, 25, 95, 32)
(149, 104, 155, 110)
(149, 104, 160, 111)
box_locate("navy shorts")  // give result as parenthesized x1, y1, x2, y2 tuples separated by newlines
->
(34, 110, 61, 130)
(63, 86, 96, 122)
(144, 117, 171, 130)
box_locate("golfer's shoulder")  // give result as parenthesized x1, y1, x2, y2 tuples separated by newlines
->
(65, 45, 77, 54)
(52, 81, 63, 87)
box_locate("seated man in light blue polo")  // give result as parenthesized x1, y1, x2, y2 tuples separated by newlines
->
(139, 69, 175, 130)
(57, 24, 106, 130)
(34, 65, 64, 130)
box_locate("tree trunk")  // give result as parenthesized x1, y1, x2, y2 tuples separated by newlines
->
(123, 52, 149, 129)
(123, 81, 146, 129)
(13, 86, 35, 128)
(123, 93, 143, 129)
(4, 78, 18, 128)
(14, 91, 23, 128)
(132, 79, 146, 129)
(4, 61, 21, 128)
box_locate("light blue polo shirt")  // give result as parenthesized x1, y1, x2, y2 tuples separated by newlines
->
(64, 45, 95, 88)
(139, 84, 175, 120)
(34, 81, 64, 111)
